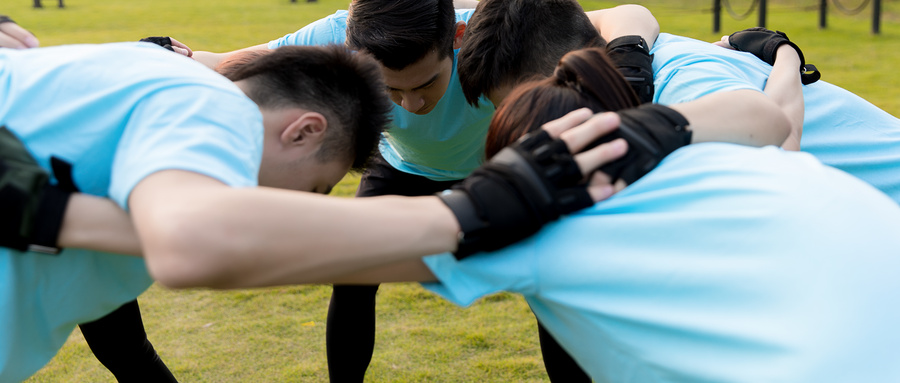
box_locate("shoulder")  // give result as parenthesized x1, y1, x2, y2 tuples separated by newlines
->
(268, 10, 349, 48)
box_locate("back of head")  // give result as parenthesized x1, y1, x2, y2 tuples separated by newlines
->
(227, 45, 392, 171)
(458, 0, 605, 106)
(346, 0, 456, 70)
(486, 48, 639, 158)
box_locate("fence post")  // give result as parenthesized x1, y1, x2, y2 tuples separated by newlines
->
(758, 0, 767, 28)
(872, 0, 881, 34)
(819, 0, 828, 29)
(713, 0, 722, 33)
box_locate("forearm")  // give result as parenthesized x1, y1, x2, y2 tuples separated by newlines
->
(764, 45, 804, 150)
(587, 5, 659, 47)
(131, 172, 458, 289)
(453, 0, 478, 8)
(57, 194, 143, 256)
(191, 43, 270, 70)
(191, 51, 228, 70)
(669, 89, 790, 147)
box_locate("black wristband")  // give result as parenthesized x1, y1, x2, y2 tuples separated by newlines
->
(28, 185, 69, 254)
(606, 35, 655, 104)
(728, 28, 821, 85)
(583, 104, 691, 184)
(438, 130, 591, 260)
(139, 36, 175, 52)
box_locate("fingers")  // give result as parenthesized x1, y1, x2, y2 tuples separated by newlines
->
(585, 169, 628, 202)
(558, 112, 622, 153)
(540, 108, 593, 138)
(575, 138, 628, 178)
(168, 37, 193, 57)
(0, 22, 39, 49)
(712, 35, 733, 49)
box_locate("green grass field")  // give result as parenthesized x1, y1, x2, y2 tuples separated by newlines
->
(9, 0, 898, 381)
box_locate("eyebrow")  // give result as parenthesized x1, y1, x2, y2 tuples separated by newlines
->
(387, 73, 440, 92)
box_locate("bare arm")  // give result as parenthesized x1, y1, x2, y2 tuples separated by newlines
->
(453, 0, 479, 9)
(130, 171, 459, 289)
(52, 110, 626, 289)
(671, 89, 791, 147)
(586, 5, 659, 48)
(711, 38, 805, 150)
(57, 194, 142, 256)
(762, 45, 803, 150)
(191, 43, 270, 70)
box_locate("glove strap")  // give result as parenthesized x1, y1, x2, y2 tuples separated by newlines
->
(28, 185, 69, 254)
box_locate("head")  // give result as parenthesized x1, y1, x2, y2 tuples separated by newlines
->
(224, 45, 392, 193)
(486, 48, 639, 159)
(458, 0, 606, 108)
(346, 0, 465, 114)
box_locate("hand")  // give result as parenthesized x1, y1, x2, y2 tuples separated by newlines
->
(587, 103, 693, 185)
(0, 126, 71, 254)
(438, 108, 629, 259)
(138, 36, 193, 57)
(715, 27, 820, 84)
(0, 15, 39, 49)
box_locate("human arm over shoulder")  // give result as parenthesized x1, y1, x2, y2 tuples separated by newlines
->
(586, 5, 659, 48)
(22, 110, 626, 288)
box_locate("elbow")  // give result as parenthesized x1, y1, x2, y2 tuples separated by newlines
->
(141, 212, 232, 289)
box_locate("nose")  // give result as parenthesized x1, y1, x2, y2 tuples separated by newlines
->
(400, 92, 425, 113)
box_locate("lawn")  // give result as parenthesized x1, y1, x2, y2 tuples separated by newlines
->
(10, 0, 898, 381)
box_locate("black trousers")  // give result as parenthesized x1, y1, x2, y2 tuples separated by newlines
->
(325, 154, 589, 382)
(79, 299, 177, 382)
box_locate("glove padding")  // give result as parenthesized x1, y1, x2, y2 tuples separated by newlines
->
(0, 126, 70, 254)
(728, 27, 821, 85)
(438, 130, 592, 260)
(586, 104, 692, 184)
(606, 35, 655, 104)
(139, 36, 175, 52)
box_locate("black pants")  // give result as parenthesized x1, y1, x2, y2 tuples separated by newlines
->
(325, 154, 589, 382)
(79, 299, 177, 383)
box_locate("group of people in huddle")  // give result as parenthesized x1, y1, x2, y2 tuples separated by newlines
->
(2, 0, 900, 382)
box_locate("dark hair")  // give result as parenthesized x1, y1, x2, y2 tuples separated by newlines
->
(485, 48, 639, 159)
(458, 0, 606, 107)
(346, 0, 456, 70)
(227, 45, 392, 171)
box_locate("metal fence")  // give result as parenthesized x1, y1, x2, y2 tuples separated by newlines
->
(712, 0, 884, 34)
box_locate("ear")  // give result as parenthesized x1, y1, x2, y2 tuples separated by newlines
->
(453, 21, 466, 50)
(281, 111, 328, 147)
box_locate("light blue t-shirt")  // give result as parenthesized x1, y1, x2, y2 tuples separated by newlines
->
(423, 143, 900, 382)
(650, 33, 900, 203)
(0, 43, 263, 382)
(268, 9, 495, 181)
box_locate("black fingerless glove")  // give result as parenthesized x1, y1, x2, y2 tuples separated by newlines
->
(0, 15, 16, 25)
(438, 130, 593, 260)
(582, 104, 692, 185)
(0, 126, 71, 254)
(139, 36, 175, 52)
(728, 27, 821, 85)
(606, 35, 655, 104)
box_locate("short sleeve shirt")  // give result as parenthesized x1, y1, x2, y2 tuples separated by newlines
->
(423, 143, 900, 382)
(650, 33, 900, 203)
(268, 9, 495, 181)
(0, 43, 263, 381)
